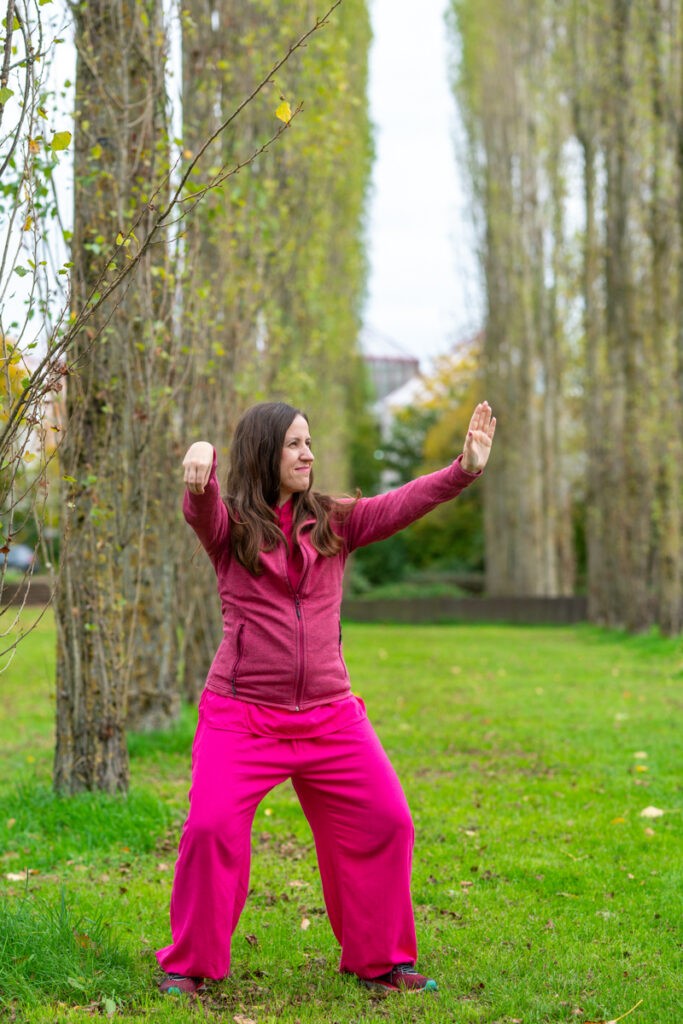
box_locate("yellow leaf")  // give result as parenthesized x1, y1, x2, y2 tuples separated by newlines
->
(275, 100, 292, 124)
(28, 138, 40, 154)
(23, 216, 33, 231)
(116, 233, 124, 245)
(50, 130, 72, 152)
(611, 816, 625, 825)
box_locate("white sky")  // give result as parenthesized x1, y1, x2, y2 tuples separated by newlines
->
(364, 0, 482, 366)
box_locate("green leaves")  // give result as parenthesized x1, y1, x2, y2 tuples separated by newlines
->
(0, 86, 14, 105)
(50, 130, 71, 152)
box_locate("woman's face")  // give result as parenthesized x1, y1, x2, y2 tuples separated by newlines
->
(278, 414, 314, 505)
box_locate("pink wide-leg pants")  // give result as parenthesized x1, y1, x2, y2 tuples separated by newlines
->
(155, 700, 417, 981)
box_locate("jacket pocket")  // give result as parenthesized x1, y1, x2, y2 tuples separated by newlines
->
(338, 620, 348, 673)
(230, 623, 245, 696)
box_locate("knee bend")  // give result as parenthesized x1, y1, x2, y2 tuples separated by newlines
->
(372, 803, 414, 847)
(183, 808, 240, 847)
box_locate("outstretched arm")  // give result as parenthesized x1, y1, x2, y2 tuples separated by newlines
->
(461, 401, 496, 473)
(341, 401, 496, 552)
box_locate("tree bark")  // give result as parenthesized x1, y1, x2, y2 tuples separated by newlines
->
(55, 0, 175, 791)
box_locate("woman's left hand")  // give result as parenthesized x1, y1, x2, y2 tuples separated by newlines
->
(461, 401, 496, 473)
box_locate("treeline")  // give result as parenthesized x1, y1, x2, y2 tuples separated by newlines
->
(449, 0, 683, 634)
(1, 1, 371, 793)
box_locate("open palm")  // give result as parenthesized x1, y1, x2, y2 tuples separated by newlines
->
(461, 402, 496, 473)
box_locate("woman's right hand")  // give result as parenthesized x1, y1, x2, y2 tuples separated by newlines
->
(182, 441, 214, 494)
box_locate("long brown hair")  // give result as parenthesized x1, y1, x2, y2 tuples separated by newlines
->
(225, 402, 348, 574)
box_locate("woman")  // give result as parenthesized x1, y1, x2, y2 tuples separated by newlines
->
(157, 399, 496, 995)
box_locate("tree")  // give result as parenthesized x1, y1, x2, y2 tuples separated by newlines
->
(52, 0, 358, 791)
(450, 0, 576, 598)
(54, 0, 174, 792)
(176, 0, 372, 696)
(451, 0, 683, 630)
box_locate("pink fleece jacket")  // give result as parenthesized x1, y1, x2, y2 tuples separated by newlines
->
(184, 455, 481, 711)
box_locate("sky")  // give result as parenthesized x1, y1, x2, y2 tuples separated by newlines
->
(363, 0, 482, 367)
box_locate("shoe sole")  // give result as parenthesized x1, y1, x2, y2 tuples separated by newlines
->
(159, 981, 206, 996)
(360, 978, 438, 994)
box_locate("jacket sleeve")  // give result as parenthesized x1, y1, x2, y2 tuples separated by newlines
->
(341, 455, 482, 552)
(182, 448, 230, 559)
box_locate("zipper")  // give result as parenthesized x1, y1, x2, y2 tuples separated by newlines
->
(283, 540, 311, 711)
(230, 623, 244, 696)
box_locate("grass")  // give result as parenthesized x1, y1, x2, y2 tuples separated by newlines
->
(0, 610, 681, 1022)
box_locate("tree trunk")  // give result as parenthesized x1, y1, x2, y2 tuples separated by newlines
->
(55, 0, 174, 791)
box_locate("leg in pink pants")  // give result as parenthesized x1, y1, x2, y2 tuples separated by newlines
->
(156, 710, 417, 980)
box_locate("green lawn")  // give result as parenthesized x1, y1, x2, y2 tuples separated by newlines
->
(1, 611, 681, 1023)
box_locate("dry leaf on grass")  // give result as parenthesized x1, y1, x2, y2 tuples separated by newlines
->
(5, 869, 39, 881)
(639, 806, 664, 818)
(300, 917, 311, 930)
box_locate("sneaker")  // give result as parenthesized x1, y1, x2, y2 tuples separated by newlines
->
(360, 963, 438, 993)
(158, 972, 206, 995)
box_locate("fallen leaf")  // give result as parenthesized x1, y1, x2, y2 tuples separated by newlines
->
(73, 931, 98, 950)
(300, 917, 311, 930)
(643, 827, 655, 837)
(6, 818, 16, 828)
(233, 1015, 257, 1024)
(611, 817, 625, 825)
(5, 869, 39, 882)
(633, 751, 647, 759)
(639, 806, 664, 818)
(244, 933, 258, 946)
(635, 765, 648, 773)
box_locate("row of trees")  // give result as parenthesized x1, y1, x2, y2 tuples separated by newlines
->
(450, 0, 683, 633)
(1, 0, 372, 792)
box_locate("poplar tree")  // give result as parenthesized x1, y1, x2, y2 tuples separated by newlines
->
(450, 0, 683, 632)
(177, 0, 372, 697)
(55, 0, 174, 792)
